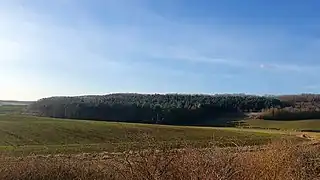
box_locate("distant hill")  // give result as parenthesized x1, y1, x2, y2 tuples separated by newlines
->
(0, 100, 33, 106)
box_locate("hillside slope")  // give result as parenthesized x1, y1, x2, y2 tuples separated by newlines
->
(0, 115, 288, 155)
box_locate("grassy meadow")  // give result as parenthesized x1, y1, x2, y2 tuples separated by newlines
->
(0, 115, 290, 155)
(242, 119, 320, 131)
(0, 105, 25, 114)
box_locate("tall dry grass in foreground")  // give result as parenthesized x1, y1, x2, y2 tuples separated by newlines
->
(0, 140, 318, 180)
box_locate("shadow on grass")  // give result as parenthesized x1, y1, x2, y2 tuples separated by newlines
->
(301, 129, 320, 133)
(189, 113, 248, 127)
(264, 118, 320, 121)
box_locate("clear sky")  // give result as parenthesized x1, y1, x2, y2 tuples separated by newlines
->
(1, 0, 320, 101)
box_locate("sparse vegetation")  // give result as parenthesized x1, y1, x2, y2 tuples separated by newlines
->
(0, 140, 318, 180)
(258, 94, 320, 120)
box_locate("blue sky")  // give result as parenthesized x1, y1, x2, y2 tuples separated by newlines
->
(1, 0, 320, 100)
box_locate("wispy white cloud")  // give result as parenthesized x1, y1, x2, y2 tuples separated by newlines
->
(1, 0, 320, 100)
(304, 85, 320, 90)
(5, 0, 315, 73)
(259, 63, 320, 74)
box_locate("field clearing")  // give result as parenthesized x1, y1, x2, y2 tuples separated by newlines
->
(0, 105, 25, 114)
(241, 119, 320, 141)
(0, 115, 295, 155)
(243, 119, 320, 131)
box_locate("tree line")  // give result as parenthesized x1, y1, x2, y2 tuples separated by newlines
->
(259, 94, 320, 120)
(27, 94, 284, 125)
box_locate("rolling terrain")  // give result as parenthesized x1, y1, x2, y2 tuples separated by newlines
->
(0, 104, 318, 155)
(0, 104, 318, 179)
(0, 115, 295, 155)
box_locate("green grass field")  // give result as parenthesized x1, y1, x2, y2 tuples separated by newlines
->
(243, 119, 320, 131)
(0, 115, 293, 155)
(0, 105, 26, 114)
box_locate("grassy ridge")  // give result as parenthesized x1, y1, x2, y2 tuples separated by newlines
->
(0, 115, 288, 155)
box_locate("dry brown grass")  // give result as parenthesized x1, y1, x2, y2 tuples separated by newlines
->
(0, 140, 318, 180)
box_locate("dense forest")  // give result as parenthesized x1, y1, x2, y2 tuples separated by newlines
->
(27, 94, 284, 125)
(27, 94, 320, 123)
